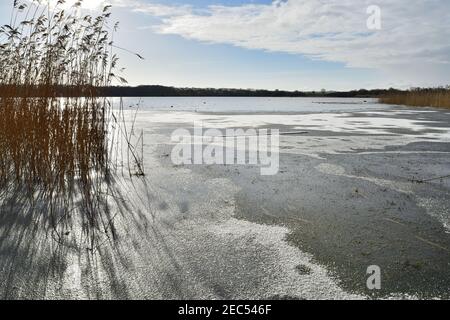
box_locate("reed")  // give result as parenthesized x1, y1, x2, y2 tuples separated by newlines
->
(380, 87, 450, 109)
(0, 0, 136, 246)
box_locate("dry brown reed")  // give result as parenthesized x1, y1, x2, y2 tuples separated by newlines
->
(380, 87, 450, 109)
(0, 0, 137, 247)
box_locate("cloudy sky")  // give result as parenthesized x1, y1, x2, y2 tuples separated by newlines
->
(1, 0, 449, 90)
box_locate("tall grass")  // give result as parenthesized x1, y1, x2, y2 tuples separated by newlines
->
(380, 87, 450, 109)
(0, 0, 137, 246)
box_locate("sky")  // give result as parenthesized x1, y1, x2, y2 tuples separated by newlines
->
(1, 0, 449, 91)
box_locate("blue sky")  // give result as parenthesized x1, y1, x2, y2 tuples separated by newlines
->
(1, 0, 449, 91)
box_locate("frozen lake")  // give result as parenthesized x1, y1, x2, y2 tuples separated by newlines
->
(113, 97, 383, 113)
(2, 97, 450, 300)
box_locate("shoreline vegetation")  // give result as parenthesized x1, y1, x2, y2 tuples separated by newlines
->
(380, 87, 450, 109)
(0, 0, 142, 248)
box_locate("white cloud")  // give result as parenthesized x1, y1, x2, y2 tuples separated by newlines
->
(111, 0, 192, 16)
(114, 0, 450, 87)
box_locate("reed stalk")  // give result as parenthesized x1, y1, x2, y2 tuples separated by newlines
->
(0, 0, 138, 247)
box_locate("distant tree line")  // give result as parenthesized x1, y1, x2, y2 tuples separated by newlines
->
(0, 84, 430, 98)
(98, 86, 398, 98)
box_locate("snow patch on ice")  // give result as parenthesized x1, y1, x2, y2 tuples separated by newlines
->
(418, 198, 450, 233)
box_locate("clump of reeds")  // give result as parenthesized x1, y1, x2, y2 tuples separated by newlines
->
(0, 0, 136, 247)
(380, 87, 450, 109)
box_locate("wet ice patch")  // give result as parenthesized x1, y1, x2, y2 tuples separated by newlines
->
(315, 163, 413, 194)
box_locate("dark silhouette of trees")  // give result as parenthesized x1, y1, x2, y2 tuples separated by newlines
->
(0, 84, 401, 98)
